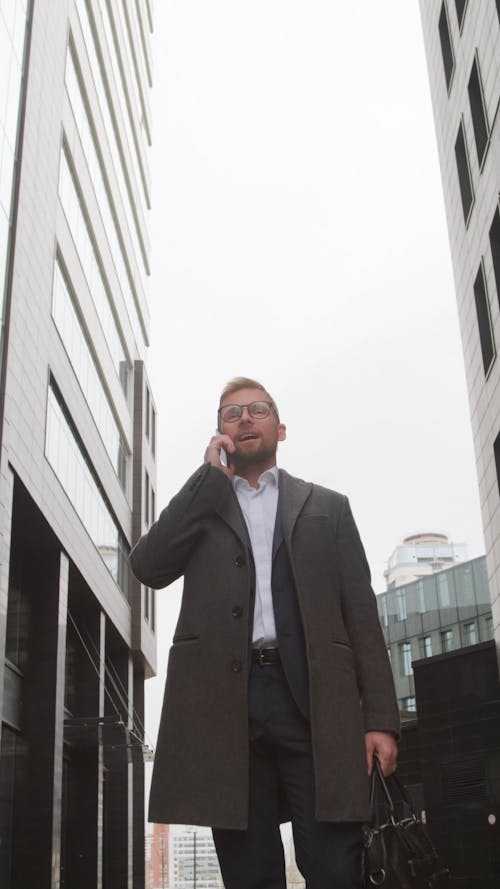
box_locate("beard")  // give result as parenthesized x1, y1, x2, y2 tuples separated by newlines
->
(231, 438, 277, 469)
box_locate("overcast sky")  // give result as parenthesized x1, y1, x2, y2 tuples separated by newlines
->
(142, 1, 485, 752)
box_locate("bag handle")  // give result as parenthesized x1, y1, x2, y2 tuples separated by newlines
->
(369, 755, 417, 822)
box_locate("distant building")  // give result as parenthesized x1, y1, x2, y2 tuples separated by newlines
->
(145, 833, 153, 889)
(169, 826, 223, 889)
(384, 532, 467, 589)
(377, 556, 494, 714)
(149, 824, 169, 889)
(418, 2, 500, 662)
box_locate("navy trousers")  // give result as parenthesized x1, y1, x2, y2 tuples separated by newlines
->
(212, 663, 364, 889)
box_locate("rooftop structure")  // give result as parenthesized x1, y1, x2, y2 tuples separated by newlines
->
(384, 532, 467, 589)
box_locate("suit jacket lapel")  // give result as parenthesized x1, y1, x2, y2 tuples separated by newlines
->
(279, 469, 313, 551)
(272, 488, 284, 560)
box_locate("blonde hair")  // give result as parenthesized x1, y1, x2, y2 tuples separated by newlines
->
(219, 377, 280, 420)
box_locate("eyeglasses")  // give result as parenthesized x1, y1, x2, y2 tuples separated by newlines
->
(218, 400, 276, 424)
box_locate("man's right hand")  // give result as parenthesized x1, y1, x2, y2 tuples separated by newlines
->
(204, 435, 235, 477)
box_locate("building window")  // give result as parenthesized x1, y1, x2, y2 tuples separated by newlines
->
(438, 2, 455, 90)
(151, 588, 156, 632)
(144, 586, 150, 621)
(416, 580, 426, 613)
(379, 596, 388, 627)
(396, 588, 407, 621)
(473, 261, 495, 375)
(145, 385, 150, 439)
(45, 382, 130, 598)
(484, 616, 494, 640)
(454, 0, 468, 29)
(151, 487, 155, 523)
(400, 642, 413, 677)
(145, 470, 150, 525)
(455, 119, 474, 222)
(58, 151, 129, 392)
(52, 259, 128, 488)
(468, 54, 489, 167)
(494, 432, 500, 498)
(0, 727, 17, 887)
(419, 636, 433, 658)
(437, 572, 451, 608)
(489, 206, 500, 305)
(456, 564, 474, 605)
(151, 407, 156, 457)
(402, 696, 417, 713)
(463, 622, 477, 645)
(440, 629, 455, 652)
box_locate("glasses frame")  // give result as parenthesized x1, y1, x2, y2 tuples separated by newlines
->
(217, 400, 277, 424)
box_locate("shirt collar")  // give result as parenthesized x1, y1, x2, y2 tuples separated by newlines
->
(233, 465, 279, 492)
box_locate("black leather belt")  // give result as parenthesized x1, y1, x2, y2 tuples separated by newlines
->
(252, 646, 281, 666)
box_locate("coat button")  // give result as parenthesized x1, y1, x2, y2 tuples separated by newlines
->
(231, 659, 242, 673)
(232, 605, 243, 618)
(235, 555, 245, 567)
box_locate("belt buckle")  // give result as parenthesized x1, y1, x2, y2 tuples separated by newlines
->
(258, 648, 267, 666)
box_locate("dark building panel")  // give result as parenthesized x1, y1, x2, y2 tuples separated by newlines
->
(412, 643, 500, 888)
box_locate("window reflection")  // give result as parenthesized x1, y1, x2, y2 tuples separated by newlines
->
(65, 41, 148, 286)
(45, 384, 130, 599)
(52, 258, 127, 488)
(58, 150, 129, 391)
(0, 2, 29, 319)
(76, 0, 150, 210)
(65, 24, 147, 354)
(437, 572, 451, 608)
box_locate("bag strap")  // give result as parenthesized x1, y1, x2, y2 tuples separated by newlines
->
(369, 755, 417, 821)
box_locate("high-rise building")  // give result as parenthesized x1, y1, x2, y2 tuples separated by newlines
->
(0, 2, 156, 888)
(418, 3, 500, 661)
(384, 531, 467, 589)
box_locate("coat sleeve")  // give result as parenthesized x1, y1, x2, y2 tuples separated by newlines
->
(337, 496, 400, 738)
(130, 463, 232, 589)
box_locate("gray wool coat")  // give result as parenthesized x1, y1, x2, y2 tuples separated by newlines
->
(130, 463, 399, 830)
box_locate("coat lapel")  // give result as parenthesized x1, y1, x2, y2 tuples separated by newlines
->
(279, 469, 313, 550)
(215, 481, 249, 548)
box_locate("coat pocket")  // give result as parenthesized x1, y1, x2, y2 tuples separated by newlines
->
(172, 633, 200, 644)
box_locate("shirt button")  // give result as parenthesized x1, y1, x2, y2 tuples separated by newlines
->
(232, 606, 243, 618)
(231, 660, 242, 673)
(235, 555, 245, 567)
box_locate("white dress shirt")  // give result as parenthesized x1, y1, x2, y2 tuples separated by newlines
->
(233, 466, 279, 646)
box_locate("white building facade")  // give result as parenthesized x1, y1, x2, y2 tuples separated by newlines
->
(169, 826, 224, 889)
(419, 1, 500, 660)
(0, 1, 156, 886)
(384, 531, 467, 589)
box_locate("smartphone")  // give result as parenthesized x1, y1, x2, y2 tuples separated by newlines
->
(220, 447, 231, 468)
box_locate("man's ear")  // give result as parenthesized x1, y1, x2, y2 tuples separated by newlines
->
(278, 423, 286, 442)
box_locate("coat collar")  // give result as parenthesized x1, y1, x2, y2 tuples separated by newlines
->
(215, 475, 249, 547)
(215, 467, 313, 550)
(278, 469, 313, 549)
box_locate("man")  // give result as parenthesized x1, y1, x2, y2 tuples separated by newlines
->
(131, 377, 399, 889)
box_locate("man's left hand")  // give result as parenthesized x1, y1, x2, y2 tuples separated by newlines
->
(365, 731, 398, 776)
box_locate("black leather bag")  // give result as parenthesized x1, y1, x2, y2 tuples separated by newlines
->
(363, 757, 450, 888)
